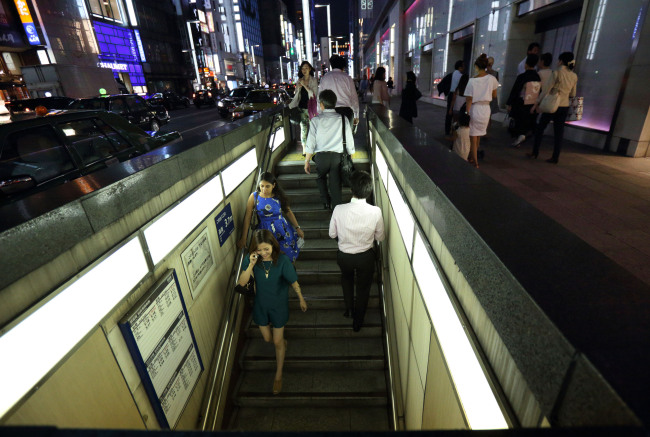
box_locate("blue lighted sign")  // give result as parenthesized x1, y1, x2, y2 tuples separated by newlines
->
(215, 203, 234, 247)
(22, 22, 40, 45)
(134, 30, 146, 62)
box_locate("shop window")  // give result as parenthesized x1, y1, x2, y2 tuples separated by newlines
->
(89, 0, 123, 22)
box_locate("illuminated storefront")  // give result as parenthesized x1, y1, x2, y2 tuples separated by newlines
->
(93, 21, 146, 94)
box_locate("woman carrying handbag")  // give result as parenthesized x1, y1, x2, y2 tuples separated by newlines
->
(528, 52, 578, 163)
(289, 61, 319, 155)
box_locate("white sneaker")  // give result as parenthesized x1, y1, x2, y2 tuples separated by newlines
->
(512, 134, 526, 147)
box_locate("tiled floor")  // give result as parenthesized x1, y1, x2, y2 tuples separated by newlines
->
(386, 97, 650, 287)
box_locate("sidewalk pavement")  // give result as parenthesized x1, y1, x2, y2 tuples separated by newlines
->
(379, 96, 650, 288)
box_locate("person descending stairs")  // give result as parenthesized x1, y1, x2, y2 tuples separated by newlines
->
(227, 137, 391, 431)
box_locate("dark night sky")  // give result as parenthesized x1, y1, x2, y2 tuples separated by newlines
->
(313, 0, 349, 41)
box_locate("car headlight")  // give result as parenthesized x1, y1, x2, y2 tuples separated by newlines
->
(218, 101, 223, 107)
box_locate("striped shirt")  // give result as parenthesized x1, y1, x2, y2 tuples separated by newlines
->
(329, 198, 385, 254)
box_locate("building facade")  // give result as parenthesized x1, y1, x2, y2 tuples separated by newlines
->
(362, 0, 650, 157)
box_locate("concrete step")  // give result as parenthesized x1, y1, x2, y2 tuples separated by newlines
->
(276, 173, 319, 189)
(247, 308, 382, 339)
(242, 337, 385, 370)
(299, 238, 338, 260)
(291, 203, 333, 221)
(286, 188, 353, 205)
(289, 283, 379, 310)
(233, 369, 388, 407)
(229, 406, 390, 431)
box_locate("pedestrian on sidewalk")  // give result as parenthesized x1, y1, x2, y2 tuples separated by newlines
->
(398, 71, 422, 123)
(304, 89, 355, 209)
(518, 42, 540, 74)
(318, 55, 359, 128)
(452, 110, 471, 161)
(359, 74, 369, 103)
(238, 229, 307, 395)
(238, 172, 304, 262)
(387, 77, 394, 95)
(465, 54, 499, 168)
(371, 66, 390, 107)
(444, 60, 465, 138)
(529, 52, 578, 164)
(506, 54, 541, 148)
(329, 170, 385, 332)
(289, 61, 319, 155)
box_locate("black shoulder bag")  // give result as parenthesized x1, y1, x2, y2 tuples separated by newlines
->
(340, 114, 355, 187)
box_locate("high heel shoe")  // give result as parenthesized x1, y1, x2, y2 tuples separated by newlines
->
(546, 158, 558, 164)
(526, 152, 538, 159)
(273, 378, 282, 395)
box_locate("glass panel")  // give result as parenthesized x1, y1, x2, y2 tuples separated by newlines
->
(387, 170, 414, 258)
(2, 126, 75, 183)
(59, 119, 116, 165)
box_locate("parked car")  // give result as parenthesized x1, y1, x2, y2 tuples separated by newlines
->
(217, 85, 256, 118)
(193, 89, 217, 109)
(0, 110, 182, 202)
(69, 94, 169, 131)
(147, 91, 191, 110)
(231, 89, 291, 120)
(5, 97, 74, 116)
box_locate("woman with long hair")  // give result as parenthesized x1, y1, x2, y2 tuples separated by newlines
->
(238, 229, 307, 394)
(289, 61, 319, 154)
(238, 172, 304, 262)
(398, 71, 422, 123)
(464, 54, 499, 168)
(529, 52, 578, 163)
(371, 66, 390, 107)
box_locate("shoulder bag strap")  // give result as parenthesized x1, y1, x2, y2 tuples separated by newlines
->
(341, 114, 347, 156)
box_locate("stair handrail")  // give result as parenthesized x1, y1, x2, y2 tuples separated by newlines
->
(198, 109, 283, 430)
(369, 117, 400, 431)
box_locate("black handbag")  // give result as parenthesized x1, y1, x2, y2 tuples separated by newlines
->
(340, 114, 355, 187)
(235, 274, 255, 298)
(250, 192, 260, 230)
(289, 107, 302, 125)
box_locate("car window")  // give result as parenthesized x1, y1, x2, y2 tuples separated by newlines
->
(110, 98, 128, 114)
(128, 96, 148, 111)
(70, 99, 104, 110)
(245, 92, 272, 103)
(58, 118, 130, 166)
(1, 125, 75, 184)
(231, 89, 249, 98)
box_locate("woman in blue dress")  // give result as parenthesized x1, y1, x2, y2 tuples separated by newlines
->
(238, 172, 304, 262)
(238, 229, 307, 394)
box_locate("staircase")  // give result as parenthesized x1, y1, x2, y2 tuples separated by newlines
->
(226, 153, 391, 432)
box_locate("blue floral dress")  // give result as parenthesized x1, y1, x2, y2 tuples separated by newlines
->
(255, 192, 300, 262)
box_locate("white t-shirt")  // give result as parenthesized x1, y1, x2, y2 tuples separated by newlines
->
(464, 75, 499, 104)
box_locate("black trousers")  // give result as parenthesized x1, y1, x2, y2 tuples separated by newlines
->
(313, 151, 342, 207)
(512, 103, 536, 137)
(337, 249, 375, 325)
(533, 106, 569, 160)
(444, 93, 454, 135)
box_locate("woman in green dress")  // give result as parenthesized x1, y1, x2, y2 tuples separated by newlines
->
(238, 229, 307, 394)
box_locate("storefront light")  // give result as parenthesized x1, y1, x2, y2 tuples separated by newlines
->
(124, 0, 138, 26)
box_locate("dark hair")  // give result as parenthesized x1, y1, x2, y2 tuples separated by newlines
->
(474, 54, 489, 70)
(298, 61, 314, 78)
(374, 66, 386, 81)
(458, 109, 470, 127)
(527, 42, 541, 52)
(406, 71, 416, 82)
(350, 170, 373, 199)
(248, 229, 280, 264)
(319, 89, 337, 109)
(257, 172, 290, 212)
(329, 55, 346, 70)
(454, 60, 464, 70)
(525, 54, 539, 68)
(559, 52, 576, 70)
(540, 52, 553, 67)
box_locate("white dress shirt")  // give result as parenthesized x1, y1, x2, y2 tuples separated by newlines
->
(450, 70, 464, 93)
(318, 69, 360, 119)
(329, 198, 385, 254)
(305, 109, 356, 155)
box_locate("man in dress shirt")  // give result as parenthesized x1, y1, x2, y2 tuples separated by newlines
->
(445, 60, 465, 137)
(318, 55, 360, 128)
(305, 89, 355, 209)
(517, 42, 540, 74)
(329, 170, 385, 332)
(329, 171, 384, 332)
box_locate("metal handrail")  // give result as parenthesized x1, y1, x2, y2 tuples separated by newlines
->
(198, 111, 283, 430)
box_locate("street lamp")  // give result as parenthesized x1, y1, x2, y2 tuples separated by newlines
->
(315, 4, 331, 64)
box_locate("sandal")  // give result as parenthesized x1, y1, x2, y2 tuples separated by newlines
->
(273, 379, 282, 395)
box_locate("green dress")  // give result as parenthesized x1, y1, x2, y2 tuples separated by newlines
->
(242, 253, 297, 328)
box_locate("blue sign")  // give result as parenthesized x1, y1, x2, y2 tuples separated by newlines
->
(215, 203, 235, 247)
(22, 22, 40, 45)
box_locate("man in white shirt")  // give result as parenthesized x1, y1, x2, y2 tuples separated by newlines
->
(329, 170, 385, 332)
(517, 42, 540, 75)
(445, 60, 465, 137)
(318, 55, 360, 128)
(305, 89, 355, 209)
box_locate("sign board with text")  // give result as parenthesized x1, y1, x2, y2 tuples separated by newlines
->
(215, 203, 235, 247)
(119, 270, 203, 429)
